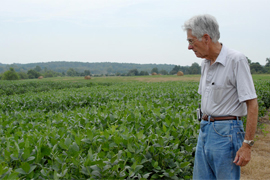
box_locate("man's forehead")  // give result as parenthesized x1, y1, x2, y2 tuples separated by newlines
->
(187, 30, 196, 39)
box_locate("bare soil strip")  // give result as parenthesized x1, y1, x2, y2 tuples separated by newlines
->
(241, 110, 270, 180)
(133, 76, 200, 82)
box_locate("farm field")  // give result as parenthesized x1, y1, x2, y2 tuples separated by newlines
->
(0, 75, 269, 179)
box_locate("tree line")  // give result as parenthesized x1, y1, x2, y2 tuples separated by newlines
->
(248, 58, 270, 74)
(0, 63, 201, 80)
(0, 58, 269, 80)
(0, 62, 176, 75)
(0, 67, 93, 80)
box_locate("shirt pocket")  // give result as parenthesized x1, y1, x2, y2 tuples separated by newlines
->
(211, 85, 225, 104)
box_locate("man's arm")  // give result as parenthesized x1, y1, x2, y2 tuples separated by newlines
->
(233, 98, 258, 167)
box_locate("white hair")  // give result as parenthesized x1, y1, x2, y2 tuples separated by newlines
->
(183, 14, 220, 42)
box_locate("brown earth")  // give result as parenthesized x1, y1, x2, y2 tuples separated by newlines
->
(241, 109, 270, 180)
(133, 76, 200, 82)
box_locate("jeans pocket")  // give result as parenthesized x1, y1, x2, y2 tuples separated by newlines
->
(212, 121, 231, 137)
(200, 120, 208, 133)
(237, 126, 245, 145)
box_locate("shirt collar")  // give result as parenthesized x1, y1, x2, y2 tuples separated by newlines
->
(204, 43, 227, 66)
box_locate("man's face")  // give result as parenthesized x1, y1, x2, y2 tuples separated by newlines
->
(187, 30, 208, 59)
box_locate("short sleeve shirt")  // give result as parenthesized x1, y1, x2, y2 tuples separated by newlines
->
(198, 44, 257, 116)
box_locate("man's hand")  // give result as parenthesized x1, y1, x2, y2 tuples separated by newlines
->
(233, 143, 251, 166)
(233, 98, 258, 167)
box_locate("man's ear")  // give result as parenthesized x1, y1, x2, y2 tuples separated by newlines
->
(203, 34, 211, 44)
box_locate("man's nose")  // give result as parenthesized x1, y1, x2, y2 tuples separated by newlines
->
(188, 44, 193, 50)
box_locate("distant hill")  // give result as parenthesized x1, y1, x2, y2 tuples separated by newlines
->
(0, 61, 179, 74)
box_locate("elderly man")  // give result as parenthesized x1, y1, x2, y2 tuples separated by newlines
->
(183, 14, 258, 179)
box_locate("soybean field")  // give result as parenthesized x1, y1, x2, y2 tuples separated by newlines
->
(0, 76, 269, 179)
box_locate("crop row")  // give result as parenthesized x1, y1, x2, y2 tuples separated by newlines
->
(0, 80, 269, 179)
(0, 81, 112, 96)
(0, 82, 198, 114)
(0, 82, 200, 179)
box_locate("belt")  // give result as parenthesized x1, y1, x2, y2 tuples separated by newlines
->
(202, 115, 241, 122)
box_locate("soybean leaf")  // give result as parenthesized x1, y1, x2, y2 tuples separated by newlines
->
(26, 156, 35, 162)
(15, 168, 27, 175)
(143, 172, 151, 178)
(180, 162, 190, 168)
(28, 165, 37, 174)
(21, 162, 30, 173)
(91, 170, 101, 178)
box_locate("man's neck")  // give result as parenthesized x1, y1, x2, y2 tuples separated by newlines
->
(207, 42, 222, 65)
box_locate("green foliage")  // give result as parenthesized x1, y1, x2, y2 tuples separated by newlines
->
(248, 58, 270, 74)
(34, 66, 42, 72)
(0, 66, 5, 73)
(18, 72, 29, 79)
(0, 81, 200, 179)
(43, 70, 61, 78)
(84, 70, 91, 76)
(139, 71, 149, 76)
(0, 81, 109, 96)
(2, 68, 20, 80)
(0, 62, 176, 75)
(1, 60, 270, 76)
(246, 57, 252, 65)
(170, 65, 190, 75)
(254, 80, 270, 117)
(27, 69, 41, 79)
(151, 67, 159, 74)
(159, 70, 168, 75)
(66, 68, 78, 76)
(265, 58, 270, 67)
(189, 63, 201, 74)
(0, 79, 269, 179)
(127, 69, 139, 76)
(250, 62, 264, 74)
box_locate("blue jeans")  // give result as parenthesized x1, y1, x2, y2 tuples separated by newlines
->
(193, 118, 245, 180)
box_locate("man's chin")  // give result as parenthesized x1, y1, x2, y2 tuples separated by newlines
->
(195, 53, 201, 58)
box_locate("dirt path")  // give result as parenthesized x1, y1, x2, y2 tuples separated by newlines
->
(241, 110, 270, 180)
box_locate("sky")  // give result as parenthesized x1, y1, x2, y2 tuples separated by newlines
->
(1, 0, 269, 66)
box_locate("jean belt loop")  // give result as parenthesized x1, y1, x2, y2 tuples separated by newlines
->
(208, 115, 211, 124)
(237, 116, 239, 124)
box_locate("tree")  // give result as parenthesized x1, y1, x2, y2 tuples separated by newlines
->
(139, 71, 149, 76)
(43, 70, 55, 78)
(170, 65, 181, 75)
(159, 70, 168, 75)
(2, 68, 20, 80)
(34, 66, 42, 72)
(18, 72, 28, 79)
(151, 67, 159, 74)
(266, 58, 270, 67)
(127, 69, 139, 76)
(66, 68, 77, 76)
(27, 69, 41, 79)
(246, 57, 252, 65)
(250, 62, 263, 74)
(106, 67, 113, 74)
(84, 70, 91, 76)
(264, 58, 270, 74)
(170, 65, 190, 75)
(189, 62, 201, 74)
(0, 66, 5, 73)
